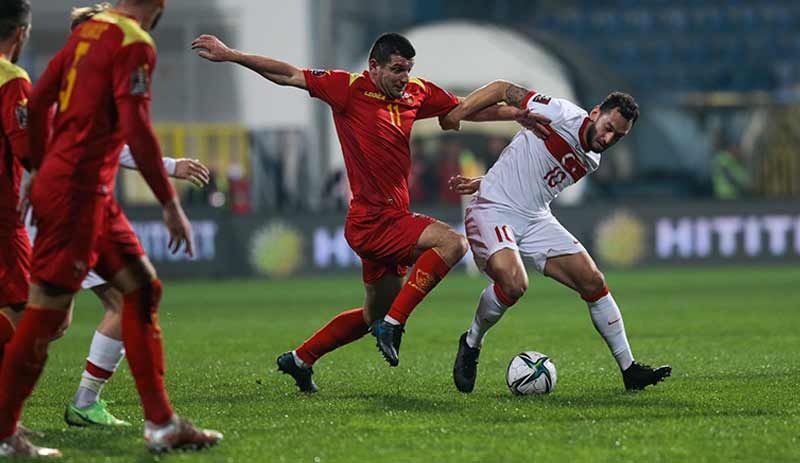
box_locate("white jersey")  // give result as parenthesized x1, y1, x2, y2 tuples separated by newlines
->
(478, 92, 601, 215)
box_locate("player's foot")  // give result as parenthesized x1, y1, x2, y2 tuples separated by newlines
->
(144, 415, 222, 453)
(622, 361, 672, 390)
(276, 352, 318, 393)
(371, 319, 404, 367)
(65, 400, 131, 427)
(0, 431, 61, 458)
(453, 332, 481, 393)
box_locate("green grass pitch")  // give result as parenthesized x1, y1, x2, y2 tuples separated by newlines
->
(18, 266, 800, 462)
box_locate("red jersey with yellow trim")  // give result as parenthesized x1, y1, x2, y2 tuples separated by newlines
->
(304, 69, 459, 211)
(0, 55, 30, 232)
(33, 10, 158, 195)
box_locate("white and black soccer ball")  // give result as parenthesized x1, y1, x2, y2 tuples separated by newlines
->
(506, 351, 557, 395)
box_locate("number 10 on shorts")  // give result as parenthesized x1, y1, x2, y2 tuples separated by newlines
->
(495, 225, 512, 243)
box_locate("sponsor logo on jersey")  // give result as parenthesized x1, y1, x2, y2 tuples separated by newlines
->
(311, 69, 330, 77)
(364, 90, 386, 101)
(532, 93, 551, 105)
(130, 65, 149, 96)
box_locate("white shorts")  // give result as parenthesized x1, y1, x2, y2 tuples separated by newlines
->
(25, 211, 108, 291)
(464, 196, 585, 273)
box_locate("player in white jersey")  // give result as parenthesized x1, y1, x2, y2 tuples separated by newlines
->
(440, 81, 671, 392)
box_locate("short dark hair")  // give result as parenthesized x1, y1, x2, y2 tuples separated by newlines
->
(369, 33, 415, 66)
(599, 91, 639, 125)
(0, 0, 31, 41)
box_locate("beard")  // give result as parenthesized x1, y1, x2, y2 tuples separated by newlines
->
(585, 122, 597, 151)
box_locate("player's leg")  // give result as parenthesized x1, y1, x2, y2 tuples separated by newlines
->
(454, 203, 526, 392)
(94, 199, 221, 452)
(0, 218, 75, 457)
(544, 252, 671, 390)
(278, 263, 401, 392)
(0, 306, 22, 364)
(0, 282, 74, 458)
(0, 229, 32, 362)
(373, 220, 468, 366)
(100, 257, 221, 451)
(65, 276, 129, 427)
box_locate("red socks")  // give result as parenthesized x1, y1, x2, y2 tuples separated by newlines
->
(0, 307, 68, 439)
(121, 279, 173, 425)
(295, 308, 368, 366)
(0, 312, 14, 363)
(386, 249, 452, 324)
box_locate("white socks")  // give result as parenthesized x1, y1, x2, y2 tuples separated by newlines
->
(383, 315, 402, 326)
(466, 284, 512, 349)
(588, 293, 634, 370)
(74, 331, 125, 408)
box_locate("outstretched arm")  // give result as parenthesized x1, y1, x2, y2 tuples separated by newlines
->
(441, 81, 532, 129)
(192, 34, 307, 89)
(440, 81, 550, 137)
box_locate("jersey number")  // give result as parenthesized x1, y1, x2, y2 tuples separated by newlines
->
(494, 225, 513, 243)
(59, 41, 92, 113)
(387, 104, 402, 127)
(544, 166, 567, 188)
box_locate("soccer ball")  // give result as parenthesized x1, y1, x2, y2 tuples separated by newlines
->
(506, 351, 557, 395)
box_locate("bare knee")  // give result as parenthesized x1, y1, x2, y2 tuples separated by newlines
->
(577, 270, 606, 300)
(439, 231, 469, 265)
(93, 284, 124, 314)
(496, 272, 528, 302)
(110, 258, 158, 294)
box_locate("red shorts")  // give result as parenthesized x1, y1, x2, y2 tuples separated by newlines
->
(30, 186, 144, 292)
(0, 228, 31, 307)
(345, 206, 436, 283)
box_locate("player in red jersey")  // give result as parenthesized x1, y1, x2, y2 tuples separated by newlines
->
(192, 32, 548, 390)
(0, 1, 222, 457)
(0, 0, 31, 390)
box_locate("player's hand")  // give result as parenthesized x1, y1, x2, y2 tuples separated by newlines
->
(162, 198, 194, 257)
(191, 35, 236, 62)
(448, 175, 482, 195)
(17, 169, 36, 224)
(439, 114, 461, 131)
(516, 110, 551, 139)
(174, 159, 211, 187)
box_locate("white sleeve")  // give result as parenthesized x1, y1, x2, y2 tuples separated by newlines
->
(523, 92, 568, 124)
(117, 145, 178, 176)
(161, 157, 177, 176)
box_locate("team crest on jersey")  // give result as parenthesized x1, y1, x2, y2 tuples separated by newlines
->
(130, 65, 150, 96)
(311, 69, 330, 77)
(15, 98, 27, 129)
(532, 93, 552, 105)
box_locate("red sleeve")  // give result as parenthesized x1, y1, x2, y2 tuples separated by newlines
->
(113, 43, 175, 204)
(415, 79, 460, 120)
(28, 51, 65, 169)
(302, 69, 351, 113)
(0, 77, 31, 167)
